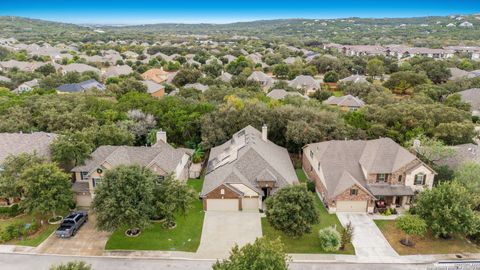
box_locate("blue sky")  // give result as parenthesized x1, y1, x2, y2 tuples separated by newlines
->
(1, 0, 480, 24)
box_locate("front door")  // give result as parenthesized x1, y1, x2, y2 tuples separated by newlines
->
(395, 196, 401, 206)
(261, 187, 271, 201)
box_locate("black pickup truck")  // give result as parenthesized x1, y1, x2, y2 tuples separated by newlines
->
(55, 211, 88, 238)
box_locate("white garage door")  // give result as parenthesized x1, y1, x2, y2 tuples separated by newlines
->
(76, 194, 92, 207)
(242, 198, 259, 211)
(207, 199, 239, 211)
(336, 201, 367, 212)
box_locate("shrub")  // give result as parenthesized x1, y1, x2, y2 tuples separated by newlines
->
(318, 227, 341, 252)
(49, 261, 92, 270)
(340, 222, 354, 250)
(0, 204, 21, 218)
(395, 214, 427, 246)
(306, 181, 316, 193)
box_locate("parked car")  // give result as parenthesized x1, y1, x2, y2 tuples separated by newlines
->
(55, 211, 88, 238)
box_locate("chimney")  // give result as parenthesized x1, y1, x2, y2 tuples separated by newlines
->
(262, 124, 268, 142)
(156, 130, 167, 144)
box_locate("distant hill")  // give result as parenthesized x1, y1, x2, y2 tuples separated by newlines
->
(1, 15, 480, 46)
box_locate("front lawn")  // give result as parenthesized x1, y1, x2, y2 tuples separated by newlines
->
(262, 194, 354, 254)
(375, 220, 480, 255)
(105, 178, 205, 252)
(0, 213, 56, 247)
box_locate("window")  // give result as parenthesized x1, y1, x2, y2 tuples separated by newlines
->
(350, 189, 358, 196)
(317, 162, 321, 171)
(414, 174, 426, 185)
(80, 171, 89, 180)
(398, 175, 403, 183)
(220, 189, 225, 195)
(376, 174, 386, 183)
(92, 178, 102, 188)
(309, 150, 314, 158)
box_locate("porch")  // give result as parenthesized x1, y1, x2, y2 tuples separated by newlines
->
(367, 184, 414, 215)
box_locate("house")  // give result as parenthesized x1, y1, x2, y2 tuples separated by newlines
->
(324, 95, 365, 111)
(13, 79, 39, 94)
(448, 68, 472, 81)
(0, 75, 11, 83)
(60, 63, 101, 75)
(184, 83, 209, 92)
(218, 72, 233, 83)
(459, 21, 474, 27)
(142, 80, 165, 98)
(303, 138, 436, 213)
(247, 71, 274, 92)
(267, 89, 307, 100)
(339, 75, 369, 84)
(57, 79, 106, 93)
(142, 68, 172, 84)
(431, 143, 480, 170)
(71, 131, 192, 207)
(102, 65, 133, 79)
(201, 125, 298, 211)
(288, 75, 320, 95)
(456, 88, 480, 116)
(0, 60, 45, 72)
(0, 132, 57, 164)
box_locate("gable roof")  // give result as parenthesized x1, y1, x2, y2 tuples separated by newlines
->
(202, 125, 298, 196)
(306, 138, 425, 199)
(457, 88, 480, 111)
(288, 75, 320, 89)
(0, 132, 57, 163)
(324, 95, 365, 107)
(57, 79, 105, 93)
(71, 141, 189, 176)
(267, 89, 306, 100)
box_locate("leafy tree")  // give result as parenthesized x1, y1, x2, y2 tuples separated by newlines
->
(454, 162, 480, 206)
(395, 214, 427, 246)
(310, 90, 332, 101)
(92, 165, 156, 232)
(84, 124, 134, 147)
(339, 81, 384, 98)
(414, 181, 479, 238)
(272, 64, 289, 79)
(172, 68, 202, 87)
(226, 56, 253, 75)
(323, 71, 339, 83)
(107, 77, 147, 96)
(35, 64, 57, 76)
(49, 261, 92, 270)
(444, 94, 471, 111)
(0, 153, 44, 205)
(20, 163, 74, 218)
(201, 62, 223, 77)
(340, 221, 354, 250)
(318, 227, 341, 252)
(51, 132, 94, 168)
(152, 175, 197, 228)
(213, 238, 289, 270)
(366, 58, 384, 78)
(265, 185, 319, 237)
(383, 71, 429, 95)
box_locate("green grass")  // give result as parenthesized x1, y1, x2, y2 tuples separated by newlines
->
(375, 220, 480, 255)
(262, 194, 354, 254)
(0, 213, 57, 247)
(332, 91, 344, 97)
(295, 169, 308, 183)
(105, 178, 205, 252)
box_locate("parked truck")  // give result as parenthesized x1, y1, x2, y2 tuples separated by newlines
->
(55, 211, 88, 238)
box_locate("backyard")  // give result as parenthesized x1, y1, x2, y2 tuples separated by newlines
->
(261, 169, 354, 254)
(105, 178, 205, 252)
(375, 220, 480, 255)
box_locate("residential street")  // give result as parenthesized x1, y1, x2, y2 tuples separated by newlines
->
(0, 253, 433, 270)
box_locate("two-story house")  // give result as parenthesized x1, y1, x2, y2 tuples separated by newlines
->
(71, 131, 192, 207)
(303, 138, 435, 213)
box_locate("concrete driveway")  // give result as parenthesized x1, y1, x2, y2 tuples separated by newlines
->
(336, 213, 398, 261)
(36, 214, 110, 256)
(196, 211, 262, 259)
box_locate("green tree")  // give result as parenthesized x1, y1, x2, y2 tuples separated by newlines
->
(35, 64, 57, 76)
(414, 181, 478, 238)
(172, 68, 202, 87)
(340, 221, 354, 250)
(323, 71, 339, 83)
(366, 58, 385, 79)
(454, 162, 480, 206)
(20, 163, 74, 218)
(49, 261, 92, 270)
(318, 227, 341, 252)
(152, 175, 197, 228)
(265, 185, 319, 237)
(92, 165, 156, 232)
(51, 132, 94, 168)
(213, 238, 289, 270)
(272, 64, 289, 79)
(0, 153, 44, 205)
(395, 214, 427, 246)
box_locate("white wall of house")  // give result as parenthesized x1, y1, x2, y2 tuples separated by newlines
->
(175, 153, 190, 181)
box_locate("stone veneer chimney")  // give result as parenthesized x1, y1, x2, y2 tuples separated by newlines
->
(156, 130, 167, 144)
(262, 124, 268, 142)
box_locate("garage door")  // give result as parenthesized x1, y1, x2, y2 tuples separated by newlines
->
(207, 199, 239, 211)
(76, 194, 92, 208)
(242, 198, 259, 211)
(336, 201, 367, 212)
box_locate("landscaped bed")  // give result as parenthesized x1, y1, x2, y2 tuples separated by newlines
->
(375, 220, 480, 255)
(105, 178, 205, 252)
(0, 213, 57, 247)
(261, 177, 354, 254)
